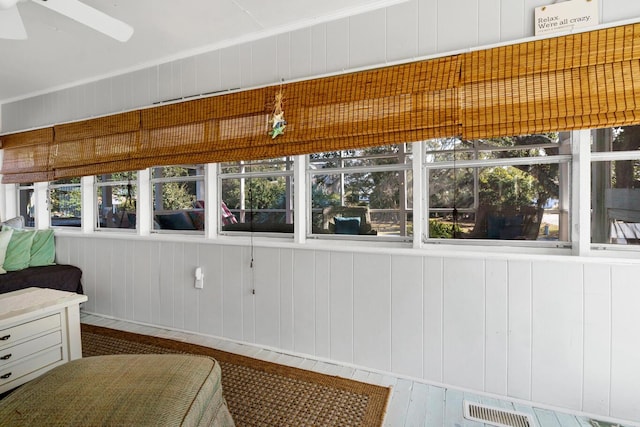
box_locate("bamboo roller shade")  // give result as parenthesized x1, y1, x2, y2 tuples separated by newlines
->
(2, 22, 640, 183)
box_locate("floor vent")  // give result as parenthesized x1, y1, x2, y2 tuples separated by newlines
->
(463, 401, 536, 427)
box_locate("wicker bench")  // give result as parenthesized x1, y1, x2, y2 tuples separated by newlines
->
(0, 354, 235, 426)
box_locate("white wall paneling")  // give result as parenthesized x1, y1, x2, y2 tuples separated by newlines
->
(329, 250, 354, 364)
(219, 46, 242, 93)
(221, 245, 245, 341)
(423, 256, 443, 383)
(436, 0, 478, 53)
(239, 44, 253, 91)
(582, 263, 611, 416)
(353, 252, 392, 371)
(610, 264, 640, 421)
(484, 259, 508, 396)
(310, 25, 327, 77)
(391, 254, 423, 378)
(196, 243, 224, 337)
(276, 33, 292, 83)
(477, 0, 502, 46)
(531, 261, 584, 410)
(507, 260, 532, 401)
(293, 249, 316, 355)
(251, 37, 279, 87)
(348, 8, 387, 69)
(386, 0, 419, 62)
(253, 246, 282, 349)
(61, 235, 640, 423)
(289, 27, 312, 81)
(195, 50, 222, 96)
(314, 250, 331, 359)
(325, 18, 350, 73)
(279, 248, 295, 352)
(442, 257, 485, 391)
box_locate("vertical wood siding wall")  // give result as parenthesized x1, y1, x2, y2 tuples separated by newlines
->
(3, 0, 640, 132)
(55, 236, 640, 421)
(6, 0, 640, 423)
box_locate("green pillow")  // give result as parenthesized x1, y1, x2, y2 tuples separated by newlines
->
(2, 227, 36, 272)
(30, 229, 56, 267)
(0, 228, 14, 274)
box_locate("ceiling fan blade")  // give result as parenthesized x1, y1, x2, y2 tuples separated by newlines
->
(33, 0, 133, 42)
(0, 5, 27, 40)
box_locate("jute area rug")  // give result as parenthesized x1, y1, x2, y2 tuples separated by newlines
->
(81, 324, 391, 427)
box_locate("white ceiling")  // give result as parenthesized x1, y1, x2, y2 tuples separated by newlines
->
(0, 0, 405, 104)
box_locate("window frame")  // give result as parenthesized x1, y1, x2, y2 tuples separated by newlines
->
(422, 135, 572, 248)
(4, 127, 639, 258)
(48, 178, 82, 229)
(218, 157, 295, 236)
(590, 127, 640, 250)
(150, 165, 206, 235)
(16, 182, 35, 228)
(94, 172, 138, 232)
(306, 144, 413, 241)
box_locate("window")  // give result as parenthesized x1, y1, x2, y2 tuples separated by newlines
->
(17, 182, 35, 227)
(591, 125, 640, 245)
(424, 134, 570, 243)
(151, 165, 205, 232)
(309, 145, 413, 238)
(96, 172, 137, 230)
(219, 157, 294, 233)
(49, 178, 82, 228)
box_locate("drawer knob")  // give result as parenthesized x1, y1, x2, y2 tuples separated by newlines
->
(0, 335, 10, 341)
(0, 373, 11, 380)
(0, 354, 11, 360)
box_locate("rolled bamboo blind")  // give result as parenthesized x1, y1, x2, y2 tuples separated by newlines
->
(0, 128, 53, 184)
(2, 22, 640, 183)
(134, 56, 461, 170)
(461, 24, 640, 138)
(51, 111, 141, 179)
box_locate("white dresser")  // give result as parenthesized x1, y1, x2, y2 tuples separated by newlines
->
(0, 287, 87, 394)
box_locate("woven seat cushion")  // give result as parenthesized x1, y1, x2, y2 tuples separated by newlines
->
(0, 354, 235, 426)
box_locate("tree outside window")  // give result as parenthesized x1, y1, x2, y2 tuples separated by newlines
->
(309, 145, 412, 238)
(219, 158, 294, 233)
(425, 134, 569, 241)
(50, 178, 82, 228)
(96, 172, 137, 230)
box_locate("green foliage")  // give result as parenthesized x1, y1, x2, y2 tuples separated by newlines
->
(311, 183, 341, 208)
(223, 178, 288, 210)
(429, 220, 460, 238)
(478, 166, 535, 208)
(151, 166, 201, 210)
(159, 182, 196, 210)
(49, 178, 82, 218)
(50, 186, 82, 218)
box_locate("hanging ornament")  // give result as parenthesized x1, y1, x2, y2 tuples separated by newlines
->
(268, 89, 287, 139)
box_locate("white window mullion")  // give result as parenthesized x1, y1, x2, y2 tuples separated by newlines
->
(206, 163, 218, 239)
(0, 150, 7, 221)
(572, 129, 591, 256)
(81, 176, 95, 233)
(34, 182, 49, 229)
(294, 155, 306, 244)
(137, 168, 151, 236)
(413, 142, 424, 248)
(4, 182, 17, 222)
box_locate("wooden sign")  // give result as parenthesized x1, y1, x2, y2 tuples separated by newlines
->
(534, 0, 599, 36)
